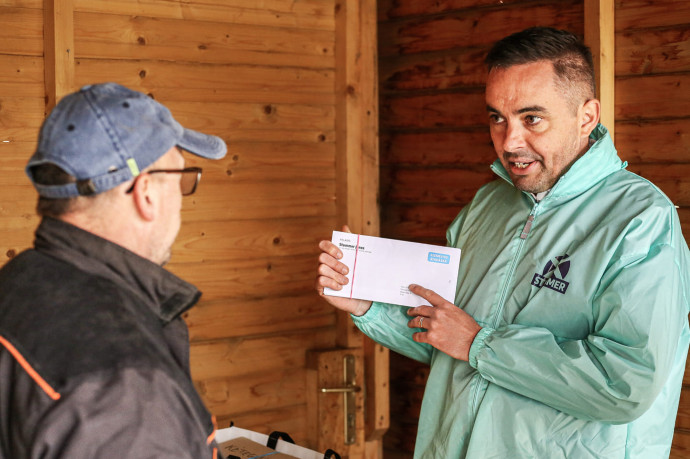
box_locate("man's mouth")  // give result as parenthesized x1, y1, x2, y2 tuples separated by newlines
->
(507, 159, 539, 175)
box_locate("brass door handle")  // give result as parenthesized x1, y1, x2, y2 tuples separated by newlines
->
(320, 385, 361, 393)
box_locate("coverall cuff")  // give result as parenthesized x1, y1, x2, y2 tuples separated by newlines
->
(350, 301, 382, 323)
(469, 327, 494, 368)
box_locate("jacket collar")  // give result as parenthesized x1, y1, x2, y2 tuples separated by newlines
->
(491, 124, 627, 203)
(33, 217, 201, 323)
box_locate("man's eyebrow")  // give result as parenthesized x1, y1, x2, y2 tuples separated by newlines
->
(486, 104, 549, 115)
(517, 105, 548, 114)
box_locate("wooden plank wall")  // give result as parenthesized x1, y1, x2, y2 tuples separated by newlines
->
(0, 1, 44, 260)
(0, 0, 341, 445)
(378, 0, 690, 457)
(614, 1, 690, 456)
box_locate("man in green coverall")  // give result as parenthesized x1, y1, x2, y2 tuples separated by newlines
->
(317, 27, 690, 458)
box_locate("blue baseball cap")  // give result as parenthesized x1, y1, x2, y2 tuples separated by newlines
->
(27, 82, 227, 198)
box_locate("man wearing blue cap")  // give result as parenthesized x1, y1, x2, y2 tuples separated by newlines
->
(0, 83, 227, 457)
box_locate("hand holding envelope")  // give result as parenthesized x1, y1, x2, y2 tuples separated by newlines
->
(316, 229, 481, 361)
(323, 231, 461, 308)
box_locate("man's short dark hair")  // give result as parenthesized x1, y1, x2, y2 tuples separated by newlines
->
(31, 164, 78, 218)
(485, 27, 596, 107)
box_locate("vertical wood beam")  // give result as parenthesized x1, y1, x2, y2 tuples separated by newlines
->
(334, 0, 380, 347)
(334, 1, 388, 455)
(584, 0, 615, 141)
(44, 0, 75, 114)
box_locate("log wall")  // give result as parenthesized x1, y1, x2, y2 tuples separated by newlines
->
(378, 0, 690, 456)
(615, 1, 690, 455)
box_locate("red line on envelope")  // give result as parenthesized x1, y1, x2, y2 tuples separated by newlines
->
(350, 234, 360, 299)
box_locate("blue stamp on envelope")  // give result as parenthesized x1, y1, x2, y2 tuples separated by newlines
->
(428, 252, 450, 264)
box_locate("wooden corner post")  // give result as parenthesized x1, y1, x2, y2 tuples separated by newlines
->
(334, 0, 389, 456)
(334, 0, 380, 346)
(44, 0, 75, 114)
(584, 0, 615, 141)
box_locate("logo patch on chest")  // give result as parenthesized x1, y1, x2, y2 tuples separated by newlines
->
(531, 254, 570, 294)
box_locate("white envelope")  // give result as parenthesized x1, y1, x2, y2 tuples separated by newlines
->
(324, 231, 461, 307)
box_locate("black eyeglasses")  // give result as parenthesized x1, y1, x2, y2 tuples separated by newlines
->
(126, 167, 202, 196)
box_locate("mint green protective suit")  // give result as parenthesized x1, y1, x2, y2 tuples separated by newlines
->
(354, 125, 690, 458)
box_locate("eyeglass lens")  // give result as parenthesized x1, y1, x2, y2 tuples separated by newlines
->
(179, 168, 201, 196)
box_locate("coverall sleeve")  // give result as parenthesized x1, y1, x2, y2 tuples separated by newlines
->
(352, 301, 434, 364)
(351, 205, 472, 366)
(27, 366, 220, 459)
(469, 239, 690, 423)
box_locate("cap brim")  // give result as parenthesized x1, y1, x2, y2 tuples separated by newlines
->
(178, 128, 227, 160)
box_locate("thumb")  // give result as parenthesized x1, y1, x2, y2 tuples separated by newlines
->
(342, 224, 352, 233)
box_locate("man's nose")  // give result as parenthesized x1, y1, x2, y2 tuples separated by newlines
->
(502, 122, 526, 153)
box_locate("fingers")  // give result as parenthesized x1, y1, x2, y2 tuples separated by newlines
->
(318, 239, 343, 260)
(316, 262, 349, 291)
(316, 240, 349, 295)
(408, 284, 451, 308)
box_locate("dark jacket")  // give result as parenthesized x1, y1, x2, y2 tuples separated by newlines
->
(0, 217, 220, 458)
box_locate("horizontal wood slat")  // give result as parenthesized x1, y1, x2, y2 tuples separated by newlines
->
(173, 217, 329, 263)
(381, 203, 462, 242)
(187, 141, 335, 184)
(381, 91, 486, 130)
(616, 74, 690, 121)
(381, 130, 494, 166)
(378, 1, 582, 58)
(186, 294, 334, 342)
(616, 27, 690, 77)
(74, 60, 335, 105)
(74, 11, 335, 67)
(195, 366, 308, 415)
(0, 55, 44, 98)
(616, 120, 690, 163)
(74, 0, 335, 31)
(380, 46, 489, 93)
(165, 100, 335, 135)
(0, 97, 46, 142)
(190, 330, 334, 381)
(180, 181, 336, 222)
(381, 166, 494, 205)
(377, 0, 527, 20)
(168, 254, 324, 302)
(615, 0, 690, 31)
(0, 6, 43, 56)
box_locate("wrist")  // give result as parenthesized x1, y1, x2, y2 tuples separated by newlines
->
(353, 300, 372, 317)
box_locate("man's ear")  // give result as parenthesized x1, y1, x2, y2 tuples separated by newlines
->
(580, 98, 601, 137)
(130, 174, 156, 222)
